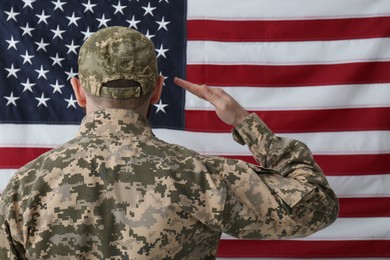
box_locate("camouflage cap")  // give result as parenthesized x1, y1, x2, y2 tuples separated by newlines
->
(78, 26, 158, 98)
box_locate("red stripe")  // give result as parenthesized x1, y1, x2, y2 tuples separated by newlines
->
(217, 239, 390, 258)
(315, 154, 390, 176)
(187, 62, 390, 87)
(186, 108, 390, 133)
(339, 197, 390, 218)
(223, 154, 390, 176)
(0, 147, 51, 169)
(188, 17, 390, 41)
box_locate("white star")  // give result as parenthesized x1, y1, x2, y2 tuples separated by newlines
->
(35, 38, 50, 52)
(81, 27, 94, 40)
(5, 64, 20, 78)
(50, 80, 65, 94)
(51, 25, 66, 39)
(159, 72, 168, 86)
(22, 0, 36, 9)
(156, 16, 170, 31)
(65, 40, 80, 55)
(21, 78, 36, 93)
(96, 14, 111, 28)
(155, 45, 168, 58)
(4, 7, 20, 21)
(65, 67, 78, 80)
(21, 50, 34, 65)
(50, 52, 65, 67)
(35, 93, 50, 107)
(159, 0, 169, 2)
(154, 99, 168, 113)
(20, 23, 36, 36)
(65, 95, 78, 108)
(66, 12, 81, 26)
(52, 0, 66, 11)
(144, 30, 155, 40)
(142, 2, 157, 16)
(4, 92, 20, 107)
(36, 10, 50, 24)
(82, 0, 97, 13)
(126, 15, 141, 29)
(6, 36, 19, 50)
(50, 53, 65, 67)
(35, 65, 50, 79)
(112, 1, 126, 15)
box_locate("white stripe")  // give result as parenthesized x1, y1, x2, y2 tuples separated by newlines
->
(187, 38, 390, 65)
(221, 217, 390, 240)
(185, 84, 390, 111)
(296, 217, 390, 240)
(1, 125, 390, 155)
(0, 170, 15, 192)
(328, 175, 390, 198)
(155, 129, 390, 155)
(0, 124, 79, 147)
(188, 0, 390, 20)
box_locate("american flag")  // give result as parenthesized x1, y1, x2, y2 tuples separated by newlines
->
(1, 0, 389, 259)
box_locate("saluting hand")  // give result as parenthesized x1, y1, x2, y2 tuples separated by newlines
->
(174, 77, 249, 127)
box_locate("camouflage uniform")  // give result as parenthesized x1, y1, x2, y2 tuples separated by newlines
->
(0, 110, 338, 259)
(0, 27, 338, 259)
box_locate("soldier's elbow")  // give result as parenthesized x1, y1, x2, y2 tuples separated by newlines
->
(291, 188, 339, 238)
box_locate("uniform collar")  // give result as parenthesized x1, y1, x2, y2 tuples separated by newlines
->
(77, 109, 154, 137)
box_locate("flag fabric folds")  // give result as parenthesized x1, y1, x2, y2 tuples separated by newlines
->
(1, 0, 390, 259)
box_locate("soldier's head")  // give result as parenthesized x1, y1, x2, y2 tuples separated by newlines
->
(71, 26, 163, 114)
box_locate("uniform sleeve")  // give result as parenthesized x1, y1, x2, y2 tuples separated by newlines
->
(218, 113, 338, 239)
(0, 197, 26, 260)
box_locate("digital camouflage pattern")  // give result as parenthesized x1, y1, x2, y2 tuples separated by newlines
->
(78, 26, 158, 98)
(0, 110, 338, 259)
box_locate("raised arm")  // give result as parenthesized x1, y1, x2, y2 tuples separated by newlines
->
(174, 77, 338, 239)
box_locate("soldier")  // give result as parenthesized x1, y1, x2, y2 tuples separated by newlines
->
(0, 26, 338, 259)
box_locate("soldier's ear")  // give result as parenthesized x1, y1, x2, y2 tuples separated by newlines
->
(70, 77, 87, 107)
(150, 75, 164, 105)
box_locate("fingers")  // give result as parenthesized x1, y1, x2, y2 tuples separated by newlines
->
(174, 77, 227, 106)
(174, 77, 209, 100)
(174, 77, 201, 96)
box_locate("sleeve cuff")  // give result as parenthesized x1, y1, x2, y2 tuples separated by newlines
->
(232, 113, 272, 146)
